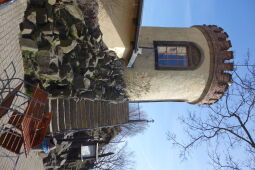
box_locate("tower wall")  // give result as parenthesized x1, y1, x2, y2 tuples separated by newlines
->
(97, 0, 139, 59)
(124, 27, 212, 103)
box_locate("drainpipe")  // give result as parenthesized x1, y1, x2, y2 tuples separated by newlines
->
(127, 0, 144, 68)
(127, 48, 142, 68)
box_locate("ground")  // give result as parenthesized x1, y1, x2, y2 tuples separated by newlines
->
(0, 0, 45, 169)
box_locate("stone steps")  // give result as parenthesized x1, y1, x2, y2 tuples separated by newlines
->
(48, 98, 129, 133)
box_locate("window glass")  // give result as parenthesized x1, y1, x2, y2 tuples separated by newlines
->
(166, 47, 177, 54)
(154, 41, 202, 69)
(157, 46, 188, 67)
(157, 46, 167, 54)
(177, 47, 187, 55)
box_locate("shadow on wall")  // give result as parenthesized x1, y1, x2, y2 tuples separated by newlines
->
(98, 0, 139, 59)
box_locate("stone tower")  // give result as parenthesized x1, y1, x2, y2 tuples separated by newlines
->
(97, 0, 234, 105)
(124, 25, 233, 104)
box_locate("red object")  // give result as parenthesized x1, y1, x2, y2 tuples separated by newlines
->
(0, 83, 23, 119)
(8, 111, 23, 130)
(0, 0, 11, 5)
(21, 84, 51, 156)
(0, 129, 23, 154)
(0, 84, 52, 156)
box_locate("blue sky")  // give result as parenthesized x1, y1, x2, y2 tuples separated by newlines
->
(127, 0, 255, 170)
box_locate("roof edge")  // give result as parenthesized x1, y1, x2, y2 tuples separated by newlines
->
(134, 0, 144, 52)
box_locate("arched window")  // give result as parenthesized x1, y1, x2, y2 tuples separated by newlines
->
(154, 41, 202, 70)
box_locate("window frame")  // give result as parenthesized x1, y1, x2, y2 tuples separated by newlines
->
(154, 41, 201, 70)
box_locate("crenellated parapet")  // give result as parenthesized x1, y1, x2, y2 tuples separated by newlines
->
(192, 25, 234, 104)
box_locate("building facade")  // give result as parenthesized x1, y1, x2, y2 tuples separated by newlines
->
(97, 0, 140, 59)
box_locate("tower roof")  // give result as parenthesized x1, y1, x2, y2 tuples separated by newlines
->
(192, 25, 234, 105)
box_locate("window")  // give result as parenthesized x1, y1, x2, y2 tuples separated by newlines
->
(154, 41, 201, 70)
(157, 46, 188, 67)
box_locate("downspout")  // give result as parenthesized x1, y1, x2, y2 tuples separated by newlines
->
(127, 0, 144, 68)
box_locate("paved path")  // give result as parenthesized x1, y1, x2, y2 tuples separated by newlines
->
(0, 1, 45, 169)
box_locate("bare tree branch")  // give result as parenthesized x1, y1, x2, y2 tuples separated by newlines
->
(90, 143, 134, 170)
(167, 54, 255, 169)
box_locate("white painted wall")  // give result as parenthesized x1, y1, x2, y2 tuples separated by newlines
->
(124, 27, 211, 103)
